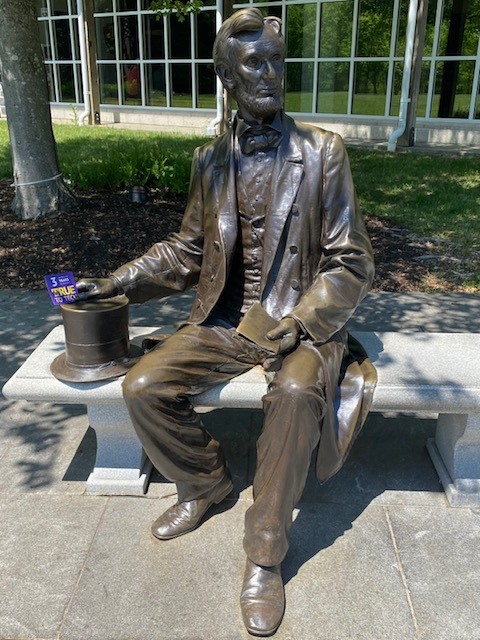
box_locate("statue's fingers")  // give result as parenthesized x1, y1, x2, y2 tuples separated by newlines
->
(76, 279, 95, 292)
(279, 333, 295, 353)
(266, 327, 284, 341)
(76, 290, 95, 301)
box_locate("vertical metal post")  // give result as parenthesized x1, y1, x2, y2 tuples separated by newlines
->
(398, 0, 428, 146)
(84, 0, 101, 124)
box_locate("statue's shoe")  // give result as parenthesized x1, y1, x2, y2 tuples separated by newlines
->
(240, 559, 285, 637)
(151, 474, 233, 540)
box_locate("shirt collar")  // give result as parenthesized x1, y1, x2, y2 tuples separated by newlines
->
(234, 110, 284, 140)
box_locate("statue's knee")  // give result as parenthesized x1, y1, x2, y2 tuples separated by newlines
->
(122, 363, 179, 404)
(273, 376, 312, 399)
(267, 376, 326, 418)
(122, 367, 149, 401)
(123, 363, 167, 401)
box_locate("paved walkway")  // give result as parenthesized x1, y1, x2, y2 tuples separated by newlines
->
(1, 290, 480, 640)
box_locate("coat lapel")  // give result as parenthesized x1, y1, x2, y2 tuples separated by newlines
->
(262, 121, 304, 282)
(211, 132, 238, 268)
(209, 116, 303, 286)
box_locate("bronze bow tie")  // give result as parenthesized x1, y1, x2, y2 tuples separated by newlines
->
(240, 128, 282, 154)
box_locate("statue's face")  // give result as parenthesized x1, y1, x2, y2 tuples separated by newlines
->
(228, 28, 285, 122)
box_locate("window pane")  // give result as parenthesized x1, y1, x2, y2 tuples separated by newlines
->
(423, 0, 439, 55)
(75, 64, 83, 101)
(51, 0, 68, 16)
(438, 0, 480, 57)
(256, 5, 282, 19)
(416, 62, 431, 117)
(389, 61, 430, 117)
(431, 60, 475, 118)
(317, 61, 349, 113)
(196, 63, 216, 108)
(195, 11, 216, 59)
(286, 3, 316, 58)
(39, 21, 52, 60)
(45, 65, 56, 101)
(463, 0, 480, 55)
(169, 15, 191, 58)
(389, 61, 403, 115)
(353, 61, 389, 114)
(145, 63, 166, 106)
(476, 82, 480, 119)
(122, 64, 142, 104)
(99, 64, 119, 103)
(58, 64, 75, 101)
(171, 64, 192, 107)
(285, 61, 314, 112)
(96, 16, 116, 60)
(94, 0, 113, 12)
(143, 14, 165, 59)
(119, 15, 139, 59)
(319, 1, 353, 58)
(71, 19, 80, 59)
(395, 0, 408, 57)
(54, 20, 72, 60)
(117, 0, 138, 11)
(357, 0, 394, 57)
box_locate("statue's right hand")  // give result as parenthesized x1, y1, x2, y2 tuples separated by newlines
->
(76, 277, 119, 301)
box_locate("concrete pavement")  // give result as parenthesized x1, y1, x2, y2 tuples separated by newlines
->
(1, 290, 480, 640)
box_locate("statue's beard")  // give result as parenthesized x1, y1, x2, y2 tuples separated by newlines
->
(234, 85, 284, 120)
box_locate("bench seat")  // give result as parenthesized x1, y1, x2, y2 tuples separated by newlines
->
(3, 326, 480, 506)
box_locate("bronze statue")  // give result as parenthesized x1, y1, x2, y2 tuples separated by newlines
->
(78, 8, 376, 636)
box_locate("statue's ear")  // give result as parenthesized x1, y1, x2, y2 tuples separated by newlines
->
(217, 63, 234, 92)
(264, 16, 282, 34)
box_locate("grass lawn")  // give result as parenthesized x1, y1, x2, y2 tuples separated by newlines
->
(0, 123, 209, 194)
(347, 147, 480, 251)
(0, 120, 478, 289)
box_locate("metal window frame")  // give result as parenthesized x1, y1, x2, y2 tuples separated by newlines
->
(38, 0, 480, 121)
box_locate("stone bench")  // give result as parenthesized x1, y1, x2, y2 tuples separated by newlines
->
(3, 326, 480, 506)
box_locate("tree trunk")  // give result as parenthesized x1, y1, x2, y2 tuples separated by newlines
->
(0, 0, 76, 219)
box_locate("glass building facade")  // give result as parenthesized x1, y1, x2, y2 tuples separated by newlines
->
(38, 0, 480, 121)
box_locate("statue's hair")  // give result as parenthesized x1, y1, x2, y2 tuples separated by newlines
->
(213, 8, 283, 71)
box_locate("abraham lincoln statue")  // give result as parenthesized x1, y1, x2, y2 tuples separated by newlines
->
(78, 8, 376, 636)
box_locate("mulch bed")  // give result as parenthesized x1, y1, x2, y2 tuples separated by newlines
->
(0, 179, 466, 292)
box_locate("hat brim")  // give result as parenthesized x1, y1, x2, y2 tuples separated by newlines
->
(50, 343, 144, 383)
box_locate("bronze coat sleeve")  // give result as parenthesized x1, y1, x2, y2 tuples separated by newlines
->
(111, 148, 205, 304)
(288, 133, 374, 343)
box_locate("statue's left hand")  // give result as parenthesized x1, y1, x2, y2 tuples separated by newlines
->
(266, 317, 301, 354)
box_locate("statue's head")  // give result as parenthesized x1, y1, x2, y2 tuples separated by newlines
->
(213, 8, 285, 122)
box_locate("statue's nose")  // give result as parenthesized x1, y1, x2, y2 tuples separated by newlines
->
(262, 60, 276, 79)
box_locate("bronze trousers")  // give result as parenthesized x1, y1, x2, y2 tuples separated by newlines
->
(122, 324, 334, 566)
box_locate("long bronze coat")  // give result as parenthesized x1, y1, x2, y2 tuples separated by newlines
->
(113, 112, 377, 482)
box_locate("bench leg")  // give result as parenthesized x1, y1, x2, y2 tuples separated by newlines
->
(86, 403, 153, 496)
(427, 413, 480, 506)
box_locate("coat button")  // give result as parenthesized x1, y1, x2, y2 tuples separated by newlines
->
(289, 245, 298, 254)
(213, 241, 220, 251)
(291, 279, 300, 290)
(292, 204, 299, 216)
